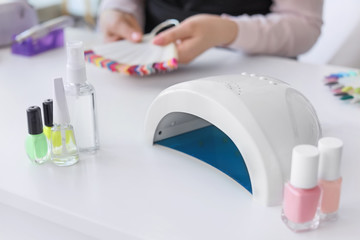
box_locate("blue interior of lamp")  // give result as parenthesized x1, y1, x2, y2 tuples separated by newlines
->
(155, 125, 252, 193)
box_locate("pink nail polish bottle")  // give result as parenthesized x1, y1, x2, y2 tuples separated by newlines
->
(318, 137, 343, 222)
(281, 145, 321, 232)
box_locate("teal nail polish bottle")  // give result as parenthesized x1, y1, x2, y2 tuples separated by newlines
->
(25, 106, 49, 164)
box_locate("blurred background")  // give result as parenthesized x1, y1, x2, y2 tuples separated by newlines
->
(4, 0, 360, 68)
(28, 0, 100, 29)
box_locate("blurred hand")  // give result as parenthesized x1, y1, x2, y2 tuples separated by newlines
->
(99, 9, 143, 43)
(153, 14, 238, 64)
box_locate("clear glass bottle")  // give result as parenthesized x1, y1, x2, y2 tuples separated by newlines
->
(64, 40, 99, 153)
(51, 77, 79, 166)
(51, 123, 79, 166)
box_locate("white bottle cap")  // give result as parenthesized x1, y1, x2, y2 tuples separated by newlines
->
(53, 77, 70, 124)
(66, 40, 87, 84)
(318, 137, 343, 181)
(290, 145, 320, 189)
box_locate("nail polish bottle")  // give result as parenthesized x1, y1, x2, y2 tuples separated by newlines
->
(25, 106, 49, 164)
(51, 77, 79, 166)
(42, 99, 53, 140)
(64, 40, 99, 153)
(318, 137, 343, 222)
(281, 145, 321, 232)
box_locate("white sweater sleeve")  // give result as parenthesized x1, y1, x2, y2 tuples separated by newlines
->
(223, 0, 324, 57)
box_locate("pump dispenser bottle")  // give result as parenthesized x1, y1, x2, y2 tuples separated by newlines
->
(51, 77, 79, 166)
(281, 145, 321, 232)
(25, 106, 49, 164)
(318, 137, 343, 222)
(64, 40, 99, 153)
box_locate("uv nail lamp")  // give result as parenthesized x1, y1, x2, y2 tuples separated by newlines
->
(144, 74, 321, 206)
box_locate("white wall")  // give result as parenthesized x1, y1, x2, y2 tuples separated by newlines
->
(299, 0, 360, 68)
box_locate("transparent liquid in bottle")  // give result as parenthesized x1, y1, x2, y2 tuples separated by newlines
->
(65, 83, 99, 153)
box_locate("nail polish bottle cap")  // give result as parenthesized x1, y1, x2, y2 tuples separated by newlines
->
(42, 99, 53, 127)
(53, 77, 70, 124)
(26, 106, 43, 135)
(290, 145, 319, 189)
(318, 137, 343, 181)
(66, 40, 87, 84)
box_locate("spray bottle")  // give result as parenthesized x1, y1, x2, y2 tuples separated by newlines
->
(64, 41, 99, 153)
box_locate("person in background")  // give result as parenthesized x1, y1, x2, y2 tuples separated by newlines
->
(99, 0, 323, 64)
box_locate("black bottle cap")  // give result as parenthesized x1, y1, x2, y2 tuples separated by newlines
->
(26, 106, 43, 135)
(42, 99, 53, 127)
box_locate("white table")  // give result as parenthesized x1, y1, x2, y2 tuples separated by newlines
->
(1, 29, 359, 239)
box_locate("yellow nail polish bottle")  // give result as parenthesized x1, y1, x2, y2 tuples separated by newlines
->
(42, 99, 53, 140)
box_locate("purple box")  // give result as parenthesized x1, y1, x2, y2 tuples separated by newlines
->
(11, 28, 64, 56)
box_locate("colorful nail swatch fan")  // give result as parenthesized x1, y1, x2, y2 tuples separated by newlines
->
(324, 71, 360, 104)
(84, 38, 178, 76)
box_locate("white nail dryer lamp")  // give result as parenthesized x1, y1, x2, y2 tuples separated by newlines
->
(144, 74, 321, 206)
